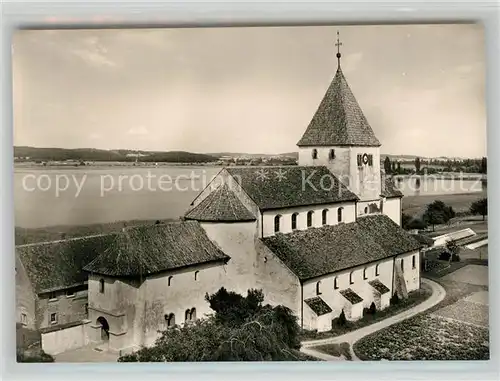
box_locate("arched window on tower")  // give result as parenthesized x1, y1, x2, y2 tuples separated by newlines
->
(99, 278, 105, 294)
(322, 209, 328, 225)
(316, 281, 322, 295)
(329, 149, 336, 160)
(291, 213, 298, 230)
(307, 211, 314, 228)
(312, 149, 318, 160)
(274, 215, 281, 233)
(338, 207, 344, 223)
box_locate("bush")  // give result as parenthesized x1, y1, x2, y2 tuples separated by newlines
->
(335, 309, 347, 327)
(390, 293, 400, 305)
(439, 251, 451, 261)
(17, 348, 54, 363)
(369, 302, 377, 315)
(451, 254, 461, 262)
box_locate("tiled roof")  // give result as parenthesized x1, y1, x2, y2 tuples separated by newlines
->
(368, 279, 390, 295)
(340, 288, 363, 304)
(225, 166, 358, 211)
(184, 184, 256, 222)
(297, 67, 381, 147)
(304, 296, 332, 316)
(381, 177, 403, 198)
(83, 221, 230, 277)
(261, 214, 422, 280)
(16, 234, 116, 294)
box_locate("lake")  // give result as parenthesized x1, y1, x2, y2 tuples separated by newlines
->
(14, 166, 485, 228)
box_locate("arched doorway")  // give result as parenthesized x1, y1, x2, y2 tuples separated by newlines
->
(96, 316, 110, 342)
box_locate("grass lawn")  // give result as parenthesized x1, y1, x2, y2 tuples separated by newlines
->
(300, 283, 432, 341)
(313, 342, 352, 360)
(432, 299, 488, 327)
(353, 314, 489, 361)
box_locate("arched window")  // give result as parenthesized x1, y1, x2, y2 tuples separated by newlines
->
(165, 313, 175, 328)
(375, 264, 380, 276)
(274, 215, 281, 233)
(316, 281, 321, 295)
(185, 308, 197, 322)
(364, 206, 368, 214)
(185, 309, 191, 322)
(401, 259, 404, 272)
(168, 276, 173, 287)
(194, 271, 199, 281)
(99, 279, 105, 294)
(291, 213, 298, 230)
(337, 207, 343, 223)
(312, 149, 318, 159)
(334, 277, 339, 290)
(322, 209, 328, 225)
(349, 271, 354, 285)
(412, 255, 416, 269)
(329, 149, 335, 160)
(363, 267, 368, 280)
(307, 211, 314, 227)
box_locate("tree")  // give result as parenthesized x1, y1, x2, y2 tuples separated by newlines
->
(480, 157, 487, 174)
(384, 156, 392, 174)
(401, 213, 412, 230)
(397, 162, 401, 172)
(118, 288, 304, 362)
(392, 161, 396, 172)
(445, 239, 460, 262)
(415, 157, 421, 174)
(470, 198, 488, 221)
(423, 200, 455, 231)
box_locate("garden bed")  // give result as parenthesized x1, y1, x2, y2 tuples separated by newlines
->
(353, 314, 489, 361)
(300, 284, 432, 341)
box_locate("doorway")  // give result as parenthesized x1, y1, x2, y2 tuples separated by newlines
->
(96, 316, 110, 342)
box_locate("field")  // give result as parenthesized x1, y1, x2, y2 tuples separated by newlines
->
(402, 191, 487, 217)
(353, 314, 489, 361)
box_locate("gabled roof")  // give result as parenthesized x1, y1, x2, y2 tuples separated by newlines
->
(298, 67, 381, 147)
(184, 184, 256, 222)
(368, 279, 390, 295)
(381, 177, 404, 198)
(16, 234, 116, 294)
(225, 166, 358, 211)
(340, 288, 363, 305)
(304, 296, 332, 316)
(261, 214, 422, 281)
(83, 221, 230, 277)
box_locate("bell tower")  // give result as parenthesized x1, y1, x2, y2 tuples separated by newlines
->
(297, 31, 382, 205)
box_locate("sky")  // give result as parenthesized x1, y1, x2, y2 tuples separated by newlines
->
(12, 24, 487, 158)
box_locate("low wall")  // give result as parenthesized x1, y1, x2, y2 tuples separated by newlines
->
(41, 320, 91, 355)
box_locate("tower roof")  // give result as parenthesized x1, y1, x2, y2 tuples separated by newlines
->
(297, 49, 381, 147)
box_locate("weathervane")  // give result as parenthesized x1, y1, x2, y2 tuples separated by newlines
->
(335, 30, 342, 66)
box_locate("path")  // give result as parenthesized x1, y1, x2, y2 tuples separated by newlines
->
(300, 278, 446, 361)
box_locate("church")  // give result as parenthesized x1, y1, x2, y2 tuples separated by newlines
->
(16, 34, 422, 355)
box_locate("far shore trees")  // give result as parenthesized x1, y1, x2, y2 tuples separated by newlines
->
(415, 157, 421, 174)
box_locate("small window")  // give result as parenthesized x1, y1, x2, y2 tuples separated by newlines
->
(329, 149, 335, 160)
(316, 281, 321, 295)
(349, 271, 354, 285)
(334, 277, 339, 290)
(66, 290, 75, 298)
(375, 264, 380, 276)
(21, 313, 27, 325)
(322, 209, 328, 225)
(165, 313, 175, 328)
(99, 279, 105, 294)
(337, 207, 343, 223)
(401, 259, 404, 272)
(194, 271, 199, 281)
(48, 292, 57, 301)
(312, 149, 318, 159)
(363, 267, 368, 280)
(168, 276, 173, 287)
(274, 215, 281, 233)
(50, 313, 57, 324)
(307, 211, 314, 228)
(291, 213, 298, 230)
(364, 207, 368, 214)
(412, 255, 416, 269)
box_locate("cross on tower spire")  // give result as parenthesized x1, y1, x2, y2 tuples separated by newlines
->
(335, 30, 342, 67)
